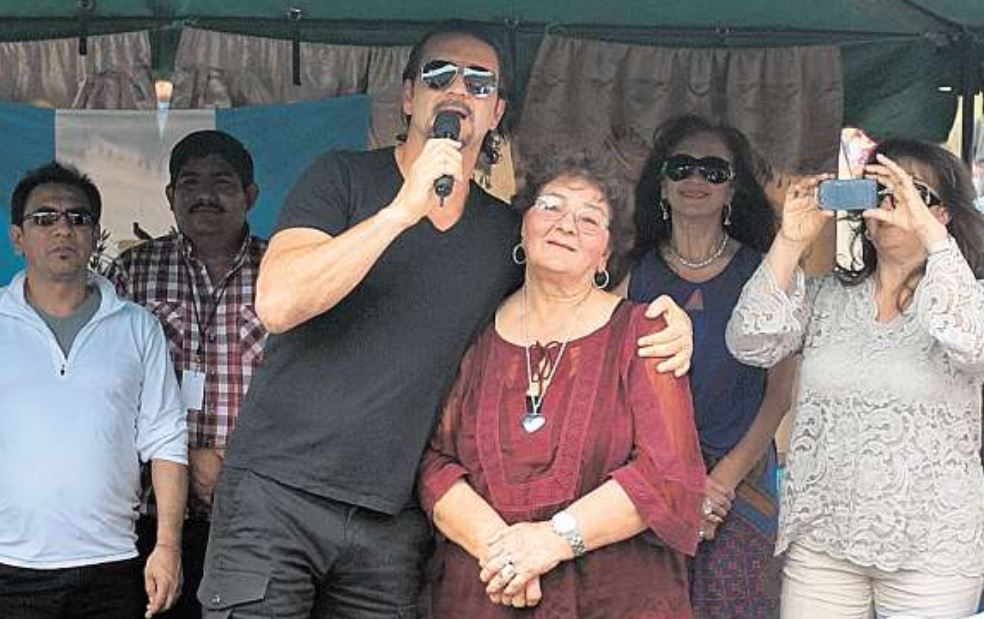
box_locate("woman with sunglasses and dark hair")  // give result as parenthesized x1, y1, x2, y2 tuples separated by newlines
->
(627, 115, 795, 618)
(727, 138, 984, 617)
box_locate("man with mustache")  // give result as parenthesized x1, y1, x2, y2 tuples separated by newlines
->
(111, 131, 268, 618)
(198, 23, 693, 618)
(0, 162, 187, 618)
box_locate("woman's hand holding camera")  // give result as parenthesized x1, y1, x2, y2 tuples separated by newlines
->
(777, 174, 836, 250)
(863, 153, 949, 250)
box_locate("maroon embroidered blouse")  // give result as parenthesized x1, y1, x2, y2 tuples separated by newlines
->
(418, 302, 705, 618)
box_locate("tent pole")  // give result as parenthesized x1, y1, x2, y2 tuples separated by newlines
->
(961, 35, 980, 164)
(76, 0, 94, 56)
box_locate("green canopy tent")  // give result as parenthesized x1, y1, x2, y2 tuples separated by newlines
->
(1, 0, 983, 158)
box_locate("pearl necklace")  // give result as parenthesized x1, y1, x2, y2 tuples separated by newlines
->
(665, 234, 729, 269)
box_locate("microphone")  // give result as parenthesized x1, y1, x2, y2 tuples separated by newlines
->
(432, 112, 460, 205)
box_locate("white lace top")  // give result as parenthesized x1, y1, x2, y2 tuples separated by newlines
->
(726, 236, 984, 575)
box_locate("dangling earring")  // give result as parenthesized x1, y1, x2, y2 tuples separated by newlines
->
(659, 198, 670, 222)
(723, 202, 732, 227)
(512, 243, 527, 265)
(481, 130, 503, 165)
(593, 269, 610, 290)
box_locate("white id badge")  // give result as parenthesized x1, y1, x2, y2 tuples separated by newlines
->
(180, 369, 206, 411)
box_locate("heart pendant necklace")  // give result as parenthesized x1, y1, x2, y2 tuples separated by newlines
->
(521, 394, 547, 433)
(520, 285, 590, 433)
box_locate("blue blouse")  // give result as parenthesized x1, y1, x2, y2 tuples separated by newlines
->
(629, 244, 767, 457)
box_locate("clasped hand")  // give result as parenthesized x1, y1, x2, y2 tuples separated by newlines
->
(477, 521, 571, 608)
(699, 473, 736, 542)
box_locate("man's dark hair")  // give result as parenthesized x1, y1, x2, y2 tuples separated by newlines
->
(401, 21, 512, 105)
(169, 130, 254, 188)
(10, 161, 102, 226)
(399, 21, 513, 163)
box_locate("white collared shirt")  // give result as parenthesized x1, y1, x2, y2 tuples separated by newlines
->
(0, 271, 186, 568)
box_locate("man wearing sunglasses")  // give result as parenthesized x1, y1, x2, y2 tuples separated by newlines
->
(199, 22, 693, 619)
(0, 162, 188, 618)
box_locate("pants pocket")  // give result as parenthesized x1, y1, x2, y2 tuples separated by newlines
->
(199, 569, 270, 618)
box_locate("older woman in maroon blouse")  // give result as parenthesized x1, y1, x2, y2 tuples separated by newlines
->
(418, 154, 706, 618)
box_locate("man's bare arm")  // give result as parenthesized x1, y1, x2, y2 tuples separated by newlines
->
(256, 140, 463, 333)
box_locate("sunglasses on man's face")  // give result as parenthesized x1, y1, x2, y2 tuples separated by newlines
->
(420, 59, 498, 98)
(661, 154, 735, 185)
(25, 208, 95, 228)
(876, 180, 943, 207)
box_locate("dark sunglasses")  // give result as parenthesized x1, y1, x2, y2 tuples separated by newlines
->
(420, 59, 498, 98)
(876, 180, 943, 207)
(25, 208, 95, 228)
(661, 154, 735, 185)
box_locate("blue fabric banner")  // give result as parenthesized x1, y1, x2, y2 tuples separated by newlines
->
(0, 103, 55, 283)
(0, 95, 370, 283)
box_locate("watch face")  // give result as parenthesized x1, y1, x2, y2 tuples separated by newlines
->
(553, 511, 577, 533)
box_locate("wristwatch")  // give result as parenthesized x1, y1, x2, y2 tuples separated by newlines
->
(550, 510, 587, 557)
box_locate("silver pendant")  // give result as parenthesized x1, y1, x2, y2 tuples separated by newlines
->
(521, 411, 546, 433)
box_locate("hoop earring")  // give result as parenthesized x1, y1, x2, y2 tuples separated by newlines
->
(659, 198, 670, 222)
(723, 202, 732, 227)
(863, 228, 872, 241)
(512, 243, 527, 265)
(593, 269, 610, 290)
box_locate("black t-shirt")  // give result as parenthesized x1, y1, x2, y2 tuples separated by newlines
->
(226, 147, 521, 514)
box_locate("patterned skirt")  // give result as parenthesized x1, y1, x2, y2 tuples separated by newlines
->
(688, 449, 782, 619)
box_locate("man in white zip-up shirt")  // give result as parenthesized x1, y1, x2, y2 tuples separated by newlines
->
(0, 162, 188, 619)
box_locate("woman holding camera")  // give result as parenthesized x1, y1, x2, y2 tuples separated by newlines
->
(727, 138, 984, 617)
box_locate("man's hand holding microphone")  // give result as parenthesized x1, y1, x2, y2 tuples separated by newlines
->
(389, 111, 463, 227)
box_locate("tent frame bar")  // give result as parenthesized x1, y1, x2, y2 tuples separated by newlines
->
(0, 16, 970, 43)
(0, 14, 979, 161)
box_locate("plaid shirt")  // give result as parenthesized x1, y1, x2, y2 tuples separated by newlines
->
(108, 231, 268, 450)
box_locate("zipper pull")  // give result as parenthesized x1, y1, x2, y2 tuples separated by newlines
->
(60, 365, 66, 376)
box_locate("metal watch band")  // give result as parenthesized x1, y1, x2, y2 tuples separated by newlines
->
(561, 528, 587, 557)
(551, 512, 587, 557)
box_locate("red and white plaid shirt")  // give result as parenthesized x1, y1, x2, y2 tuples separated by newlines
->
(108, 231, 268, 450)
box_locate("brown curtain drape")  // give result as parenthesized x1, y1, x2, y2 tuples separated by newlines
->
(170, 27, 411, 148)
(0, 31, 155, 109)
(515, 34, 844, 273)
(515, 34, 843, 179)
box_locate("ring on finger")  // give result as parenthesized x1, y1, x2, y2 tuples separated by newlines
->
(702, 499, 714, 517)
(499, 561, 517, 581)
